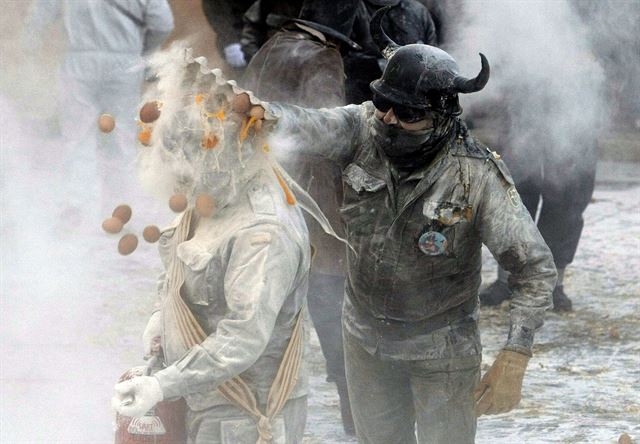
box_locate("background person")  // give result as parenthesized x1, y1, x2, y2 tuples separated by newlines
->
(241, 0, 361, 435)
(23, 0, 174, 224)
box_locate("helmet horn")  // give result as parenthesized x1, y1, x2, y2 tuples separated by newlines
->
(453, 53, 490, 94)
(370, 6, 400, 59)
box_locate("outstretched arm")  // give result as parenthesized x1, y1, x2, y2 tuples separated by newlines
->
(232, 93, 365, 169)
(267, 102, 364, 169)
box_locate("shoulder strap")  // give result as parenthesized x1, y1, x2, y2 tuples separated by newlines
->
(216, 310, 305, 444)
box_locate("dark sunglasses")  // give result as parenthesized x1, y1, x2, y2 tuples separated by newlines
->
(372, 94, 429, 123)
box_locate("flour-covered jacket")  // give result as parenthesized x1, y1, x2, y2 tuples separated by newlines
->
(153, 170, 311, 411)
(269, 101, 556, 359)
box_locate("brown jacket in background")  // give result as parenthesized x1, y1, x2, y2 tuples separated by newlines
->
(241, 26, 347, 276)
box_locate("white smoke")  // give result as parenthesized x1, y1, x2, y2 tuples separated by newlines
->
(0, 4, 167, 442)
(449, 0, 607, 175)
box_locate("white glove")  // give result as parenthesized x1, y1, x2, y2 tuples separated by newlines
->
(142, 311, 162, 358)
(224, 43, 247, 69)
(112, 376, 164, 418)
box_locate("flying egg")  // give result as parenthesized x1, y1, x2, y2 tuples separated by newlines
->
(169, 193, 188, 213)
(118, 234, 138, 255)
(139, 101, 161, 123)
(112, 204, 132, 224)
(143, 225, 161, 243)
(195, 194, 215, 218)
(102, 217, 123, 234)
(98, 114, 116, 133)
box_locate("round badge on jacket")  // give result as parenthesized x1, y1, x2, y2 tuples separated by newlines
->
(418, 231, 448, 256)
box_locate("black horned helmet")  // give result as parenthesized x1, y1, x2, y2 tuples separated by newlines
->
(369, 6, 490, 113)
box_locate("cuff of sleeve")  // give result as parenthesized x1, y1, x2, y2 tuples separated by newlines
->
(505, 324, 534, 357)
(153, 365, 186, 400)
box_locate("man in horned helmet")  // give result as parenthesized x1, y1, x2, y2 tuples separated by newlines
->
(235, 6, 556, 442)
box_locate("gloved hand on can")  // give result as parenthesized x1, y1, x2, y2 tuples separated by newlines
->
(112, 376, 164, 418)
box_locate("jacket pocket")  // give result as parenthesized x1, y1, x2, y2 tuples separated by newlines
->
(420, 200, 473, 257)
(343, 163, 386, 193)
(176, 243, 215, 307)
(339, 202, 376, 239)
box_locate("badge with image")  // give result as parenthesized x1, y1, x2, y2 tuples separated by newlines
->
(418, 231, 448, 256)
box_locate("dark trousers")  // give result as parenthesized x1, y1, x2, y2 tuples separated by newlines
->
(307, 272, 347, 386)
(503, 142, 597, 268)
(343, 330, 481, 444)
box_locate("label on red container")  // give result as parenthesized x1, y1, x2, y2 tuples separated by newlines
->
(127, 415, 166, 436)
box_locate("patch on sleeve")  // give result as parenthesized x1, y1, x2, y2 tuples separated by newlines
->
(507, 186, 522, 209)
(250, 232, 272, 246)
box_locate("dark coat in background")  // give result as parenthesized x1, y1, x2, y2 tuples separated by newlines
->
(202, 0, 255, 51)
(241, 23, 356, 435)
(240, 0, 304, 62)
(242, 26, 347, 275)
(345, 0, 438, 104)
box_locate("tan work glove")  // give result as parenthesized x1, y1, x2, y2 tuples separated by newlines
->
(475, 350, 530, 416)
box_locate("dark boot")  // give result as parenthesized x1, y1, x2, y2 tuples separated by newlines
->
(552, 285, 573, 312)
(336, 381, 355, 436)
(479, 280, 512, 306)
